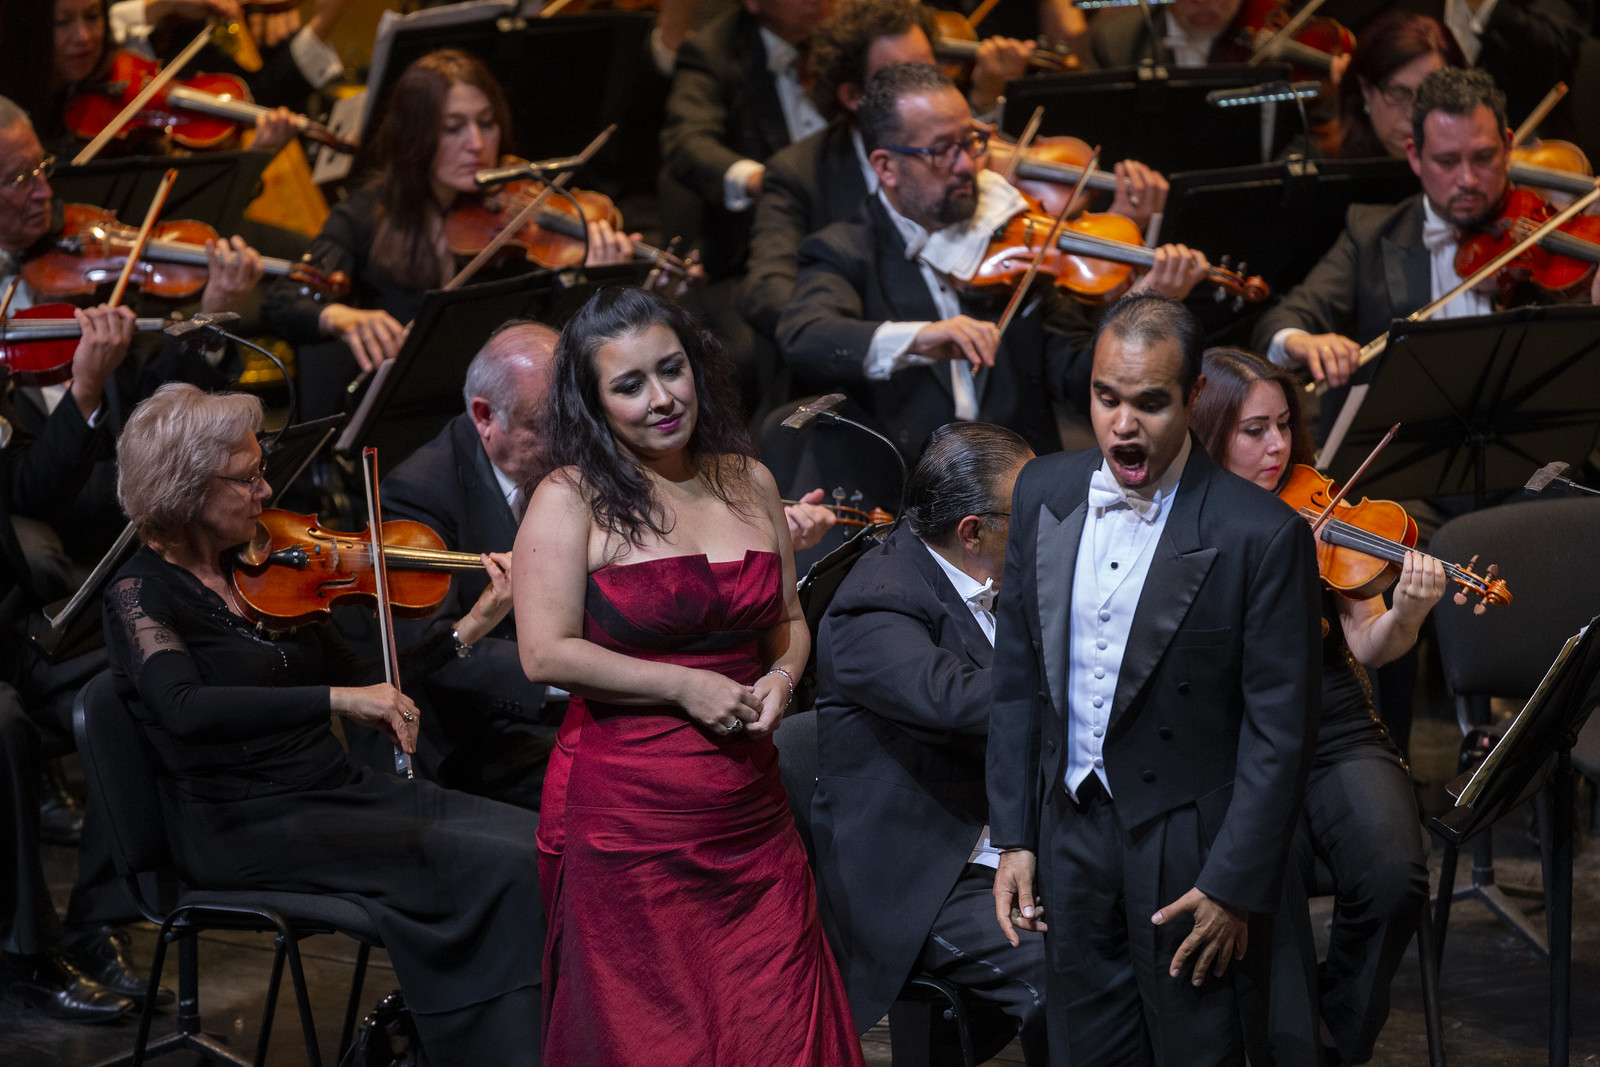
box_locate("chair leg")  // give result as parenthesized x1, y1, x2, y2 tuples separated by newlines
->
(1432, 840, 1460, 968)
(1415, 897, 1447, 1067)
(339, 941, 371, 1058)
(283, 932, 325, 1067)
(94, 922, 253, 1067)
(254, 937, 289, 1067)
(130, 919, 173, 1067)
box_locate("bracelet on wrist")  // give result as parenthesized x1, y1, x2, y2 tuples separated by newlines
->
(764, 666, 795, 707)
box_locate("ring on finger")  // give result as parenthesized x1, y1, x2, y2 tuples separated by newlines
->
(726, 719, 745, 735)
(1129, 196, 1141, 208)
(401, 711, 416, 723)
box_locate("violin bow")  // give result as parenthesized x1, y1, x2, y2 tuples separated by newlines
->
(361, 446, 413, 781)
(106, 168, 179, 308)
(998, 107, 1045, 185)
(0, 277, 18, 321)
(1309, 422, 1398, 538)
(1512, 83, 1568, 149)
(967, 0, 1005, 31)
(1309, 176, 1600, 396)
(73, 29, 212, 166)
(443, 124, 616, 292)
(1247, 0, 1328, 64)
(992, 146, 1101, 348)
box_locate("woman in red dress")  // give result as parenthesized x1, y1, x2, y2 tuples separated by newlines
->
(512, 287, 864, 1066)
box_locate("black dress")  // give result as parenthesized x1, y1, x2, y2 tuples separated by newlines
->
(1266, 591, 1430, 1066)
(103, 547, 544, 1066)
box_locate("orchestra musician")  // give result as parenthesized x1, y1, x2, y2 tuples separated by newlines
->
(776, 63, 1210, 462)
(1331, 12, 1464, 160)
(259, 48, 636, 418)
(104, 382, 545, 1066)
(1086, 0, 1252, 67)
(743, 0, 1167, 340)
(987, 293, 1321, 1065)
(1190, 346, 1437, 1067)
(812, 421, 1048, 1064)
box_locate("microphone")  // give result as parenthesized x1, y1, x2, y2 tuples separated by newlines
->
(163, 312, 242, 337)
(781, 393, 847, 433)
(475, 155, 588, 188)
(1206, 80, 1321, 108)
(1525, 461, 1600, 496)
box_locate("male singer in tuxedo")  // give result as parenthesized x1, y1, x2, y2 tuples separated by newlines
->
(813, 421, 1045, 1064)
(988, 294, 1321, 1065)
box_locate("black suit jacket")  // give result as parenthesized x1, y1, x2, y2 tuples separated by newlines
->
(1087, 8, 1240, 68)
(985, 443, 1320, 913)
(812, 521, 995, 1031)
(776, 195, 1094, 460)
(742, 121, 871, 340)
(381, 413, 546, 728)
(660, 6, 792, 278)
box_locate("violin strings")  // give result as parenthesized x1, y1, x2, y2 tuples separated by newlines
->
(1309, 514, 1482, 591)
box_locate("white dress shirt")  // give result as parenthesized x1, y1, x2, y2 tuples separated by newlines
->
(721, 28, 826, 212)
(1267, 198, 1493, 367)
(490, 461, 524, 523)
(1443, 0, 1501, 64)
(1162, 21, 1219, 67)
(863, 171, 1030, 419)
(921, 541, 1002, 867)
(1064, 436, 1191, 799)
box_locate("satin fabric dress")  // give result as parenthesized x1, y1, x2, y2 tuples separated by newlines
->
(538, 550, 863, 1066)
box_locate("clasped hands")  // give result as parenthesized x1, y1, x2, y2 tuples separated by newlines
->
(676, 667, 789, 738)
(993, 851, 1248, 986)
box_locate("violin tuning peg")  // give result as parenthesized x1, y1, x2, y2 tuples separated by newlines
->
(1474, 600, 1488, 616)
(832, 487, 847, 507)
(1453, 591, 1468, 607)
(849, 490, 864, 507)
(1487, 562, 1499, 577)
(1219, 254, 1232, 268)
(1467, 553, 1480, 571)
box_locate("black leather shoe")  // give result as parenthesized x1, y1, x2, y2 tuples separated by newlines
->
(3, 951, 134, 1023)
(63, 927, 174, 1006)
(38, 765, 83, 847)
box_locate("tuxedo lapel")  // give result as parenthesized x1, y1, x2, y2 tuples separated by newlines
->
(1036, 496, 1087, 724)
(900, 525, 994, 669)
(867, 198, 950, 401)
(738, 16, 791, 157)
(459, 419, 518, 550)
(1380, 201, 1430, 321)
(1109, 445, 1218, 729)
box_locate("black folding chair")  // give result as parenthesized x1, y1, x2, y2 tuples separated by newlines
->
(73, 671, 381, 1067)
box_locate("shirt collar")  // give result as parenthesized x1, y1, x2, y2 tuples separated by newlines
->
(1421, 197, 1459, 253)
(760, 27, 799, 73)
(876, 169, 1028, 279)
(921, 540, 996, 611)
(1094, 433, 1192, 523)
(489, 460, 519, 507)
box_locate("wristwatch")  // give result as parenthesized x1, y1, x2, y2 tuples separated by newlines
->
(451, 627, 473, 658)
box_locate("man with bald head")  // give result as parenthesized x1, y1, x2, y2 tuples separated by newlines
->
(381, 319, 560, 809)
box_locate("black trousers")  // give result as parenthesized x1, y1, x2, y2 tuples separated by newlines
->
(0, 682, 62, 955)
(1040, 776, 1245, 1067)
(1268, 752, 1428, 1066)
(901, 862, 1049, 1066)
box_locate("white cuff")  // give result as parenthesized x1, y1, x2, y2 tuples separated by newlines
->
(865, 321, 938, 380)
(1267, 327, 1309, 368)
(290, 25, 344, 89)
(970, 96, 1003, 126)
(649, 25, 678, 78)
(723, 159, 764, 213)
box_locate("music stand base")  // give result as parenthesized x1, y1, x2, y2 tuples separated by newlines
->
(1446, 883, 1549, 956)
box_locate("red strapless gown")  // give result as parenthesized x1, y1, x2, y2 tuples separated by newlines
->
(537, 550, 863, 1066)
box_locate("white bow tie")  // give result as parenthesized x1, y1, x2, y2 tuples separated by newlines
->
(1421, 213, 1458, 254)
(1088, 468, 1159, 522)
(767, 39, 799, 75)
(965, 578, 997, 614)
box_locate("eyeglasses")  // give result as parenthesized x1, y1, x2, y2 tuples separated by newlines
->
(215, 461, 268, 494)
(1374, 80, 1418, 111)
(882, 130, 990, 169)
(3, 155, 53, 194)
(977, 511, 1011, 520)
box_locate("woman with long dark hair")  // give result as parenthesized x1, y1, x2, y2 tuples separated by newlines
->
(514, 287, 863, 1066)
(1193, 347, 1442, 1066)
(261, 49, 634, 410)
(1333, 12, 1464, 160)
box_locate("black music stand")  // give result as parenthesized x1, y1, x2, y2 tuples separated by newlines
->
(1000, 63, 1295, 174)
(1161, 157, 1417, 297)
(334, 263, 642, 474)
(1314, 305, 1600, 510)
(360, 8, 653, 188)
(50, 151, 272, 236)
(1431, 618, 1600, 1067)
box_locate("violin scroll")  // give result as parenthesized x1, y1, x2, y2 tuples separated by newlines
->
(1452, 555, 1513, 615)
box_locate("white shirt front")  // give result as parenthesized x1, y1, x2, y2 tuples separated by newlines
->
(1162, 21, 1219, 67)
(921, 541, 1001, 866)
(721, 29, 826, 212)
(1064, 436, 1191, 799)
(1443, 0, 1501, 64)
(1267, 197, 1493, 367)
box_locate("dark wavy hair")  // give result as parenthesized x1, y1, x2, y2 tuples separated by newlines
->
(901, 423, 1032, 546)
(544, 288, 754, 550)
(808, 0, 937, 123)
(0, 0, 111, 143)
(1412, 66, 1506, 151)
(369, 49, 512, 290)
(1336, 13, 1463, 159)
(1190, 346, 1314, 483)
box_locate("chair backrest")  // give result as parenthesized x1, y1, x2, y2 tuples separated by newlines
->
(72, 672, 176, 902)
(1430, 497, 1600, 699)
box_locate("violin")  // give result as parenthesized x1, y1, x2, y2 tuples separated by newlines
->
(782, 488, 894, 529)
(931, 10, 1077, 75)
(63, 50, 357, 155)
(1277, 465, 1511, 610)
(1217, 0, 1354, 83)
(23, 203, 349, 304)
(0, 304, 168, 386)
(969, 207, 1270, 306)
(231, 509, 488, 628)
(445, 177, 701, 295)
(1453, 187, 1600, 304)
(986, 134, 1121, 218)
